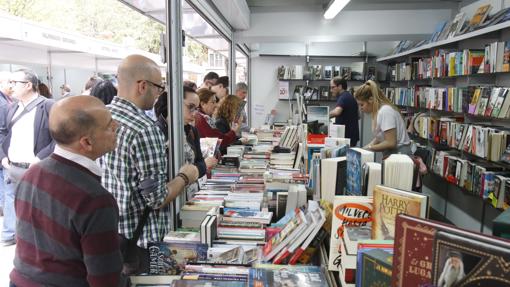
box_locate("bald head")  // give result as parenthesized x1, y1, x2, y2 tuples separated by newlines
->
(50, 96, 107, 146)
(116, 54, 162, 110)
(117, 55, 160, 90)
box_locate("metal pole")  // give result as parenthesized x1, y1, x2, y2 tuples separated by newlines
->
(166, 0, 184, 213)
(47, 51, 53, 93)
(229, 40, 235, 93)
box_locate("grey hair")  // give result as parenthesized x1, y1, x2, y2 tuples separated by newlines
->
(14, 69, 39, 92)
(235, 82, 248, 92)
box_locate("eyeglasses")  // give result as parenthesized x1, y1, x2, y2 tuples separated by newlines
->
(185, 103, 198, 113)
(9, 80, 28, 86)
(138, 80, 165, 94)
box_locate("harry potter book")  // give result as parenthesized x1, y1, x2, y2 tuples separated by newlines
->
(372, 185, 428, 241)
(391, 214, 510, 287)
(432, 230, 510, 287)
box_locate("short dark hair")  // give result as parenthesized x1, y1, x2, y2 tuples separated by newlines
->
(183, 80, 197, 91)
(15, 69, 38, 92)
(183, 86, 196, 99)
(332, 76, 347, 90)
(90, 80, 117, 105)
(154, 91, 168, 119)
(50, 109, 97, 145)
(215, 76, 229, 88)
(203, 72, 219, 82)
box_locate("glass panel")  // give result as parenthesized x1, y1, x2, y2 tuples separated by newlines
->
(182, 0, 230, 87)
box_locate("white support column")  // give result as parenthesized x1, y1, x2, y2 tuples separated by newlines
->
(229, 39, 235, 92)
(47, 51, 53, 92)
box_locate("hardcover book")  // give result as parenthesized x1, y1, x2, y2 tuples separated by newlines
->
(248, 266, 328, 287)
(432, 230, 510, 287)
(148, 242, 208, 275)
(172, 280, 246, 287)
(359, 249, 393, 287)
(372, 185, 429, 240)
(391, 214, 510, 287)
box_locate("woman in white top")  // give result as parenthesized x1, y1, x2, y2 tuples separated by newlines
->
(354, 80, 411, 158)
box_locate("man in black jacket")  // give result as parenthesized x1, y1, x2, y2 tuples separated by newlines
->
(0, 69, 54, 246)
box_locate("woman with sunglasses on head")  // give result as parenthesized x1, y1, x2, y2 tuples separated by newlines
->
(195, 88, 241, 154)
(155, 86, 217, 199)
(354, 80, 411, 158)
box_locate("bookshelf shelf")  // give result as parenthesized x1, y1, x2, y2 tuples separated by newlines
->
(427, 172, 504, 212)
(390, 71, 510, 83)
(279, 99, 337, 103)
(377, 20, 510, 62)
(409, 133, 510, 169)
(278, 79, 365, 82)
(396, 105, 510, 123)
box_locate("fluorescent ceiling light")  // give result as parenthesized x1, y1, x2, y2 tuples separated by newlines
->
(324, 0, 351, 20)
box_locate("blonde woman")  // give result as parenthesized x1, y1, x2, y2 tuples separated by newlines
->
(354, 80, 411, 157)
(215, 95, 246, 154)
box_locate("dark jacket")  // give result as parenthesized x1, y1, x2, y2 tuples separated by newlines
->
(155, 116, 206, 178)
(0, 96, 55, 160)
(215, 117, 242, 154)
(0, 91, 13, 151)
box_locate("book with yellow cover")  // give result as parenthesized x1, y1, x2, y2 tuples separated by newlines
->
(372, 185, 429, 240)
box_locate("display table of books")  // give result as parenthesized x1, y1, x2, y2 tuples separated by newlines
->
(130, 126, 510, 287)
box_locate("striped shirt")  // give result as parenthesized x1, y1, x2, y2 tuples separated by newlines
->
(10, 154, 122, 287)
(101, 96, 169, 248)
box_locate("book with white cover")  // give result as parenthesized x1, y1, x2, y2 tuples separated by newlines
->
(383, 154, 414, 191)
(328, 196, 373, 271)
(321, 157, 347, 204)
(363, 162, 382, 196)
(329, 124, 345, 138)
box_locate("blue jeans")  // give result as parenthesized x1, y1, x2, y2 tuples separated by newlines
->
(0, 168, 5, 209)
(2, 169, 16, 242)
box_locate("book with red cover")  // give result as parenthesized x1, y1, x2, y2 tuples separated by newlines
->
(391, 214, 510, 287)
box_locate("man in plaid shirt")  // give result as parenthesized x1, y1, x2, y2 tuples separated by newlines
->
(101, 55, 198, 273)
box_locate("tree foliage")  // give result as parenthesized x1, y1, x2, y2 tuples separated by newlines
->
(0, 0, 165, 53)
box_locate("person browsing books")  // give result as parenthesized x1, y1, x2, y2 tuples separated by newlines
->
(195, 89, 242, 154)
(215, 95, 248, 153)
(100, 55, 199, 274)
(354, 80, 411, 158)
(329, 77, 359, 146)
(10, 96, 123, 287)
(154, 86, 217, 200)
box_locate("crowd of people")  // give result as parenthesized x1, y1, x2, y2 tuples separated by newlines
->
(0, 54, 251, 286)
(0, 54, 411, 286)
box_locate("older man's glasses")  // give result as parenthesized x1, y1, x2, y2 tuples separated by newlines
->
(138, 80, 165, 94)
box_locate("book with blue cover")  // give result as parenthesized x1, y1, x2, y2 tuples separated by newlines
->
(248, 265, 328, 287)
(148, 242, 208, 275)
(346, 148, 375, 196)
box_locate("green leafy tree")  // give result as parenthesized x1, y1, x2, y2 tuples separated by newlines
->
(0, 0, 165, 53)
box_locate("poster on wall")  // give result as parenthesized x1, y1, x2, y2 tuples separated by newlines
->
(278, 81, 290, 100)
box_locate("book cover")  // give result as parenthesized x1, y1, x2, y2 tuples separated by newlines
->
(391, 214, 510, 287)
(172, 280, 246, 287)
(148, 242, 208, 275)
(359, 249, 393, 287)
(328, 196, 373, 271)
(468, 4, 492, 27)
(248, 267, 328, 287)
(372, 185, 429, 240)
(432, 230, 510, 287)
(346, 148, 375, 196)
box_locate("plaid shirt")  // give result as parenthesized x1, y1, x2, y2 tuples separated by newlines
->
(101, 97, 169, 248)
